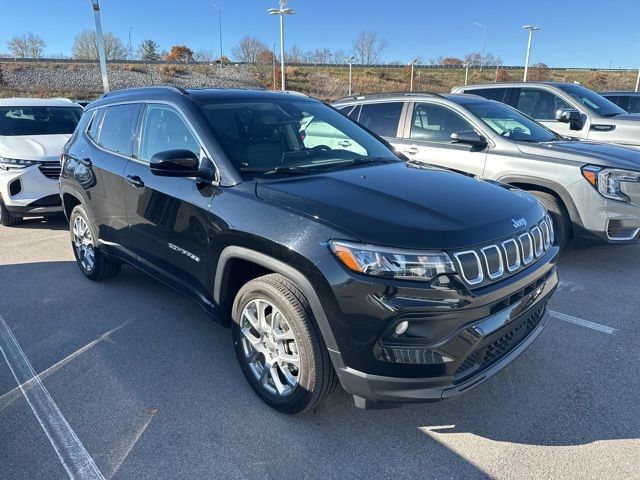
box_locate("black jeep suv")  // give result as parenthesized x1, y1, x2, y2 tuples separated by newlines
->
(60, 87, 559, 414)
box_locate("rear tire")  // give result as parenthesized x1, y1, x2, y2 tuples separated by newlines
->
(231, 273, 337, 414)
(69, 205, 120, 281)
(0, 199, 22, 226)
(529, 191, 571, 251)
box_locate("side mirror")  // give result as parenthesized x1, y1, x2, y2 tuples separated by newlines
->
(150, 149, 200, 177)
(450, 130, 488, 148)
(555, 108, 585, 130)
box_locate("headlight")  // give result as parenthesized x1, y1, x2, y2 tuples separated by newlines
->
(582, 165, 640, 202)
(0, 156, 40, 171)
(329, 240, 456, 281)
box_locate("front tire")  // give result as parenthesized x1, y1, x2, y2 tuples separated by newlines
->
(69, 205, 120, 281)
(231, 274, 337, 414)
(0, 198, 22, 226)
(529, 191, 571, 251)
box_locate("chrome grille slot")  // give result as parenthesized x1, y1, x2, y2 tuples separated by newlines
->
(501, 238, 521, 272)
(38, 161, 62, 179)
(540, 220, 551, 249)
(453, 251, 483, 285)
(518, 233, 534, 265)
(480, 245, 504, 279)
(531, 226, 543, 257)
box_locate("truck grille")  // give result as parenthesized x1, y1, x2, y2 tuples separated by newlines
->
(453, 216, 554, 288)
(38, 161, 62, 179)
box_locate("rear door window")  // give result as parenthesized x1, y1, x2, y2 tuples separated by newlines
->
(357, 102, 403, 137)
(466, 88, 509, 103)
(627, 97, 640, 114)
(97, 104, 141, 156)
(516, 88, 571, 120)
(410, 103, 474, 142)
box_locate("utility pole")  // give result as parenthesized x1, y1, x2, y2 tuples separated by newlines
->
(212, 2, 223, 65)
(464, 62, 470, 85)
(473, 22, 487, 71)
(273, 44, 277, 90)
(522, 25, 540, 82)
(347, 55, 356, 96)
(91, 0, 109, 92)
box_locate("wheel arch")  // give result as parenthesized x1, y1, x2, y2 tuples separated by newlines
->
(213, 246, 342, 365)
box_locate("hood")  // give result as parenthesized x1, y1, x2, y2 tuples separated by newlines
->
(608, 113, 640, 123)
(256, 162, 543, 250)
(516, 140, 640, 170)
(0, 134, 71, 161)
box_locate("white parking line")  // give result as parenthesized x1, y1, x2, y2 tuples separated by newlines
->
(0, 321, 130, 412)
(0, 314, 105, 480)
(549, 310, 617, 335)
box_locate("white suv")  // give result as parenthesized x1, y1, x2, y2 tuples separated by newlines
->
(0, 98, 82, 226)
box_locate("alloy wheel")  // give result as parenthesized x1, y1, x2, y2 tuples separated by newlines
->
(73, 215, 95, 272)
(239, 298, 301, 397)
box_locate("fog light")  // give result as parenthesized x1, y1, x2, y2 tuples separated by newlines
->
(394, 321, 409, 335)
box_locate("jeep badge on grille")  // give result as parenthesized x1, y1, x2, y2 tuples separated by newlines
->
(512, 218, 528, 228)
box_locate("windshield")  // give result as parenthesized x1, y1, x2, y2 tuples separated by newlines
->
(198, 99, 399, 177)
(464, 101, 559, 142)
(556, 84, 626, 117)
(0, 106, 83, 136)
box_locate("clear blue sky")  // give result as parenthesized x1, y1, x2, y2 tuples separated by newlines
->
(1, 0, 639, 68)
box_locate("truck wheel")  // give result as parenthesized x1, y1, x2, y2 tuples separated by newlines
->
(529, 191, 570, 251)
(231, 273, 337, 414)
(0, 198, 22, 226)
(69, 205, 120, 281)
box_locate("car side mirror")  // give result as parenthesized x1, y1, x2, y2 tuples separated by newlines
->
(150, 149, 200, 177)
(450, 130, 487, 148)
(555, 108, 585, 131)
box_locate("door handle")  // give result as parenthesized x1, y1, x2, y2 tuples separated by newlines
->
(338, 140, 352, 147)
(126, 175, 145, 188)
(403, 146, 419, 155)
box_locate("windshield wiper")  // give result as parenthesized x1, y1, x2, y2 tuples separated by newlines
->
(321, 157, 397, 171)
(240, 165, 325, 175)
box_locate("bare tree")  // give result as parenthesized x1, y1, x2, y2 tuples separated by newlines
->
(286, 45, 304, 63)
(72, 29, 127, 60)
(194, 49, 216, 62)
(308, 48, 332, 65)
(7, 33, 46, 58)
(231, 36, 269, 64)
(332, 49, 347, 64)
(352, 30, 387, 65)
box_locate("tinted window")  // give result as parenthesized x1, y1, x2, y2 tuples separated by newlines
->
(87, 108, 104, 141)
(465, 100, 558, 143)
(357, 102, 403, 137)
(97, 104, 141, 156)
(516, 88, 571, 120)
(602, 95, 620, 106)
(410, 103, 474, 142)
(0, 106, 82, 136)
(628, 97, 640, 114)
(139, 105, 200, 161)
(348, 105, 361, 120)
(198, 99, 398, 176)
(556, 84, 626, 117)
(466, 88, 508, 103)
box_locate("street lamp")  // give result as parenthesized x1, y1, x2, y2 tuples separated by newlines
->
(273, 43, 278, 90)
(268, 0, 295, 91)
(635, 67, 640, 92)
(211, 2, 223, 65)
(463, 62, 471, 85)
(347, 55, 356, 96)
(522, 25, 540, 82)
(473, 22, 486, 71)
(409, 58, 419, 92)
(90, 0, 109, 92)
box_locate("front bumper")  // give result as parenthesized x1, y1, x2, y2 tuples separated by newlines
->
(568, 180, 640, 245)
(317, 245, 559, 407)
(0, 165, 62, 216)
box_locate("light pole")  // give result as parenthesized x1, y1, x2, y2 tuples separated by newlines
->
(635, 67, 640, 92)
(268, 0, 295, 91)
(522, 25, 540, 82)
(211, 2, 223, 64)
(273, 43, 277, 90)
(473, 22, 486, 71)
(90, 0, 109, 92)
(347, 55, 356, 96)
(409, 58, 419, 92)
(463, 62, 471, 85)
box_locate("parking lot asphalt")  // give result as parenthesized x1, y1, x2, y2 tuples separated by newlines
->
(1, 215, 639, 480)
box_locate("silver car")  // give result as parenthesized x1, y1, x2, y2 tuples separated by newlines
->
(451, 82, 640, 148)
(333, 93, 640, 248)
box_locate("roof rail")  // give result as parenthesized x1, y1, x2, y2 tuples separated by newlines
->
(335, 91, 444, 103)
(100, 85, 189, 99)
